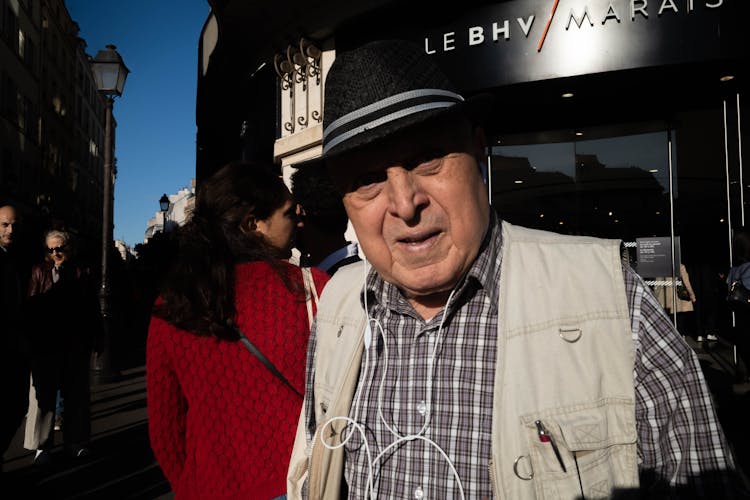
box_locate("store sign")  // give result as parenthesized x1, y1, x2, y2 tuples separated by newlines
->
(636, 236, 680, 277)
(421, 0, 740, 91)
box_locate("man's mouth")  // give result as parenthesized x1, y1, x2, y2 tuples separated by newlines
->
(398, 230, 440, 246)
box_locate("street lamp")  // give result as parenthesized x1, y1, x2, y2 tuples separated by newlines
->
(159, 193, 170, 232)
(91, 44, 129, 379)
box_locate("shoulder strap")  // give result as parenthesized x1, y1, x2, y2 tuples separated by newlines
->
(302, 266, 320, 329)
(234, 327, 303, 399)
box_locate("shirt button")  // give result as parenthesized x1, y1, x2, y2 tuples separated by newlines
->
(416, 400, 427, 416)
(414, 486, 425, 499)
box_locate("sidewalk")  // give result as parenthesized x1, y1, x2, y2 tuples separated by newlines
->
(2, 366, 173, 499)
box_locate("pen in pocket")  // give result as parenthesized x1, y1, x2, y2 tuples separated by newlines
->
(535, 420, 567, 473)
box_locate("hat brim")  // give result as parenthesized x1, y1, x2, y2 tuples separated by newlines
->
(289, 155, 325, 170)
(322, 92, 494, 160)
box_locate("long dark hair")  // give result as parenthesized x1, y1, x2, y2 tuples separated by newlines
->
(153, 161, 301, 339)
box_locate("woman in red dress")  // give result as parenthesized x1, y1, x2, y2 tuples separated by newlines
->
(147, 162, 329, 499)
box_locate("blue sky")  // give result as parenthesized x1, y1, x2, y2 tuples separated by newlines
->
(65, 0, 210, 247)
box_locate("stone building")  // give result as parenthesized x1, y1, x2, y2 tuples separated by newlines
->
(0, 0, 106, 261)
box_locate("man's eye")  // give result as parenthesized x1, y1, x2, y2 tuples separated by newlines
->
(353, 171, 386, 190)
(406, 149, 446, 171)
(413, 158, 443, 174)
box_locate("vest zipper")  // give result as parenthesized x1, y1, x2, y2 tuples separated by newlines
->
(489, 459, 499, 497)
(308, 425, 325, 500)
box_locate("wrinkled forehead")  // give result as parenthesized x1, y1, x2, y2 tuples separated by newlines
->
(0, 206, 16, 223)
(326, 112, 475, 193)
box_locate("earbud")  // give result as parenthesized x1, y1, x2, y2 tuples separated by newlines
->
(364, 323, 373, 349)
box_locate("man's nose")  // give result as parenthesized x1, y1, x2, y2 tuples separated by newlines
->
(385, 168, 428, 221)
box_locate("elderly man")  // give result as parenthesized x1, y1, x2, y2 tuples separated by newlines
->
(288, 40, 743, 499)
(0, 204, 29, 467)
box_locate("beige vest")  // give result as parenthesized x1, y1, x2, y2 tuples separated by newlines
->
(288, 222, 638, 499)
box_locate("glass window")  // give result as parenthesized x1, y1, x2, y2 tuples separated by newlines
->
(491, 121, 670, 241)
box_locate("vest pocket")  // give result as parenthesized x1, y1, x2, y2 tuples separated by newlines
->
(520, 399, 638, 499)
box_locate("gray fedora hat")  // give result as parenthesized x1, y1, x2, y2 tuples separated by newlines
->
(321, 39, 490, 158)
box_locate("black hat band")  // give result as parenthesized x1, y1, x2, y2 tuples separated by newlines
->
(322, 89, 464, 155)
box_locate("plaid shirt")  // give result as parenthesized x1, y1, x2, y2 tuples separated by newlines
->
(303, 217, 739, 499)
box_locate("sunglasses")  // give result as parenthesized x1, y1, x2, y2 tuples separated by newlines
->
(46, 245, 66, 254)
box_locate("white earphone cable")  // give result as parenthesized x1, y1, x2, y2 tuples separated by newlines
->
(319, 259, 466, 499)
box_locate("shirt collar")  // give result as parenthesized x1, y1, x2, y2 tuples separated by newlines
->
(464, 212, 503, 313)
(318, 242, 359, 273)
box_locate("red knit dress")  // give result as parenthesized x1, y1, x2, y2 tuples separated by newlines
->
(146, 261, 329, 499)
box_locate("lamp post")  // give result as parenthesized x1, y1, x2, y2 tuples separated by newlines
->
(159, 193, 170, 233)
(91, 44, 129, 379)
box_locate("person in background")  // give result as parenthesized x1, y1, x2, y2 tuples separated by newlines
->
(147, 162, 329, 499)
(654, 262, 716, 342)
(26, 229, 100, 465)
(0, 204, 29, 471)
(287, 40, 744, 499)
(727, 227, 750, 381)
(291, 160, 360, 276)
(676, 263, 700, 341)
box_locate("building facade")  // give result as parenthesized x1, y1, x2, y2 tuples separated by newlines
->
(0, 0, 105, 262)
(1, 0, 43, 212)
(198, 0, 748, 332)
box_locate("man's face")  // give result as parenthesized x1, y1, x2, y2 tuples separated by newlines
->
(0, 206, 17, 248)
(328, 115, 490, 310)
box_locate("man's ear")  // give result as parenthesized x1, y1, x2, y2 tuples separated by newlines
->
(240, 214, 258, 235)
(473, 126, 489, 182)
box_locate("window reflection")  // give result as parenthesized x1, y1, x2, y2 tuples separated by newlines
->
(489, 112, 730, 340)
(491, 126, 669, 241)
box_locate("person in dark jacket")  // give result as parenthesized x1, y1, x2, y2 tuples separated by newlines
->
(291, 159, 360, 275)
(0, 204, 29, 468)
(26, 229, 101, 465)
